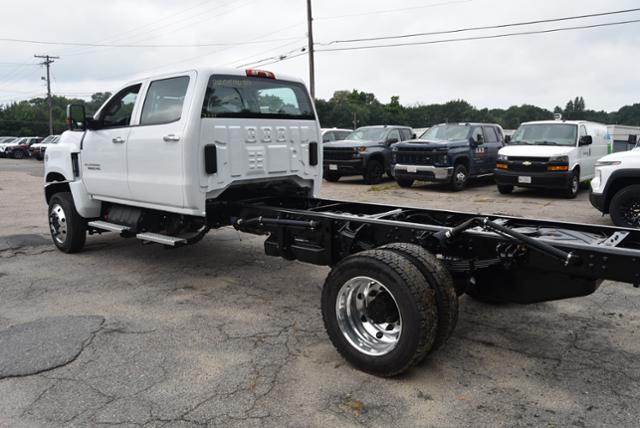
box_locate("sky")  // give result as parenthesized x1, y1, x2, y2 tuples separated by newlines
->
(0, 0, 639, 112)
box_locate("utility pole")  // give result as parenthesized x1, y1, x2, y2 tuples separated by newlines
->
(306, 0, 315, 99)
(34, 54, 59, 135)
(352, 112, 358, 130)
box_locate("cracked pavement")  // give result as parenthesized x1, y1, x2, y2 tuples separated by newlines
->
(1, 158, 639, 427)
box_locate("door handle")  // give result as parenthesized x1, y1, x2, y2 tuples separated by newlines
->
(163, 134, 180, 142)
(112, 137, 125, 144)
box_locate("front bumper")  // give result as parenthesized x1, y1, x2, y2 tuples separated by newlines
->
(392, 164, 453, 182)
(323, 159, 365, 175)
(494, 169, 572, 189)
(589, 190, 607, 213)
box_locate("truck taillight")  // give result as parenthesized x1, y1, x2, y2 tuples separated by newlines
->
(246, 69, 275, 79)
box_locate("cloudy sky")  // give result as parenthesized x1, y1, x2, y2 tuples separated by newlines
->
(1, 0, 639, 111)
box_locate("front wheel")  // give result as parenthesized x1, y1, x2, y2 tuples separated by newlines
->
(610, 185, 640, 229)
(48, 192, 87, 253)
(564, 171, 580, 199)
(321, 249, 438, 376)
(449, 164, 469, 191)
(396, 178, 414, 188)
(363, 160, 384, 185)
(13, 150, 25, 159)
(497, 185, 513, 195)
(324, 171, 341, 182)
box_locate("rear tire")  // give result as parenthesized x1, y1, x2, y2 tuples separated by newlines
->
(324, 171, 341, 182)
(497, 185, 514, 194)
(450, 163, 469, 191)
(321, 249, 438, 377)
(396, 178, 414, 188)
(13, 150, 24, 159)
(48, 192, 87, 253)
(363, 160, 384, 185)
(564, 170, 579, 199)
(609, 184, 640, 229)
(378, 243, 458, 354)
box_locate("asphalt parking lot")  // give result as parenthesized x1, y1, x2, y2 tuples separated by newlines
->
(1, 158, 639, 427)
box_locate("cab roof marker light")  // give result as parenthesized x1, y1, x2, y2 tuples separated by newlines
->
(246, 69, 275, 79)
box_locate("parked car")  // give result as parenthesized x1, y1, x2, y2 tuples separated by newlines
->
(323, 125, 414, 184)
(1, 137, 43, 159)
(0, 136, 18, 153)
(30, 135, 60, 160)
(495, 120, 611, 198)
(321, 128, 352, 143)
(391, 123, 505, 191)
(590, 144, 640, 228)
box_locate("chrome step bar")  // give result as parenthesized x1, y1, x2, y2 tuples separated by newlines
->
(136, 232, 187, 247)
(88, 220, 130, 233)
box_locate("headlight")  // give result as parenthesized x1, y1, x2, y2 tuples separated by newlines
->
(549, 155, 569, 163)
(497, 154, 508, 161)
(595, 160, 621, 167)
(392, 146, 398, 152)
(356, 146, 367, 153)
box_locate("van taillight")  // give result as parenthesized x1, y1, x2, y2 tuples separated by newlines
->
(246, 69, 275, 79)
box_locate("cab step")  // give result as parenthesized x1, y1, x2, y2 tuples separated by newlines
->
(136, 232, 187, 247)
(88, 220, 131, 233)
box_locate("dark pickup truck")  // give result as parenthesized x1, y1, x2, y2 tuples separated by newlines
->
(323, 125, 415, 184)
(391, 123, 505, 191)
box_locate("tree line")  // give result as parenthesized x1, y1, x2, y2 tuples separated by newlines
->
(1, 90, 638, 136)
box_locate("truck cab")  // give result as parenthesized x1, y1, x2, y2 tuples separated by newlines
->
(391, 123, 505, 191)
(44, 67, 321, 252)
(322, 125, 414, 184)
(590, 142, 640, 228)
(495, 120, 611, 198)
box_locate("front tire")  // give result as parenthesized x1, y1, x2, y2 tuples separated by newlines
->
(48, 192, 87, 253)
(13, 150, 25, 159)
(324, 171, 341, 182)
(321, 249, 438, 377)
(497, 184, 513, 194)
(396, 178, 414, 188)
(450, 163, 469, 191)
(363, 160, 384, 185)
(564, 170, 579, 199)
(610, 185, 640, 229)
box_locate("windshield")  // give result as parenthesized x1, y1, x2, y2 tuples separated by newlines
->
(346, 128, 386, 141)
(202, 75, 315, 120)
(420, 124, 470, 141)
(511, 124, 578, 146)
(41, 135, 56, 144)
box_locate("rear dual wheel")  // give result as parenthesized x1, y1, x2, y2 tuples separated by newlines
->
(321, 245, 458, 376)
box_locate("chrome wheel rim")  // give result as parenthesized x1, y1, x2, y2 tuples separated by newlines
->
(621, 199, 640, 227)
(49, 203, 67, 245)
(455, 169, 467, 185)
(571, 177, 579, 194)
(335, 276, 402, 356)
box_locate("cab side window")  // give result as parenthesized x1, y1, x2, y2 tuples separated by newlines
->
(400, 128, 412, 141)
(387, 129, 401, 143)
(482, 126, 498, 143)
(140, 76, 190, 126)
(100, 84, 141, 128)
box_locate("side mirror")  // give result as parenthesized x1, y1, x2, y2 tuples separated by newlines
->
(579, 135, 593, 146)
(412, 133, 417, 139)
(387, 138, 399, 145)
(504, 135, 512, 144)
(66, 104, 87, 131)
(628, 134, 637, 145)
(472, 134, 484, 145)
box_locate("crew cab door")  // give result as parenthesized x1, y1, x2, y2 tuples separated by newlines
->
(82, 84, 142, 200)
(470, 126, 487, 174)
(482, 126, 502, 173)
(126, 74, 193, 208)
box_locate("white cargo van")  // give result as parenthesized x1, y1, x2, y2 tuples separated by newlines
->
(494, 120, 611, 198)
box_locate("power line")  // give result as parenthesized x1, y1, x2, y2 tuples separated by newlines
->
(0, 35, 304, 49)
(320, 7, 640, 45)
(316, 19, 640, 52)
(237, 45, 307, 69)
(315, 0, 473, 21)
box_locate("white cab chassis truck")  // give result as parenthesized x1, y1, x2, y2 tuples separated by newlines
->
(45, 68, 640, 377)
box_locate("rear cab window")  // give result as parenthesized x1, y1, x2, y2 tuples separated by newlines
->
(140, 76, 190, 126)
(202, 75, 315, 120)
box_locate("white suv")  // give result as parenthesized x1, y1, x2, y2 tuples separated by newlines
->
(590, 144, 640, 228)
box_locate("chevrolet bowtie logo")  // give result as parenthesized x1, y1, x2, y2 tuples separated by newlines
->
(522, 161, 532, 166)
